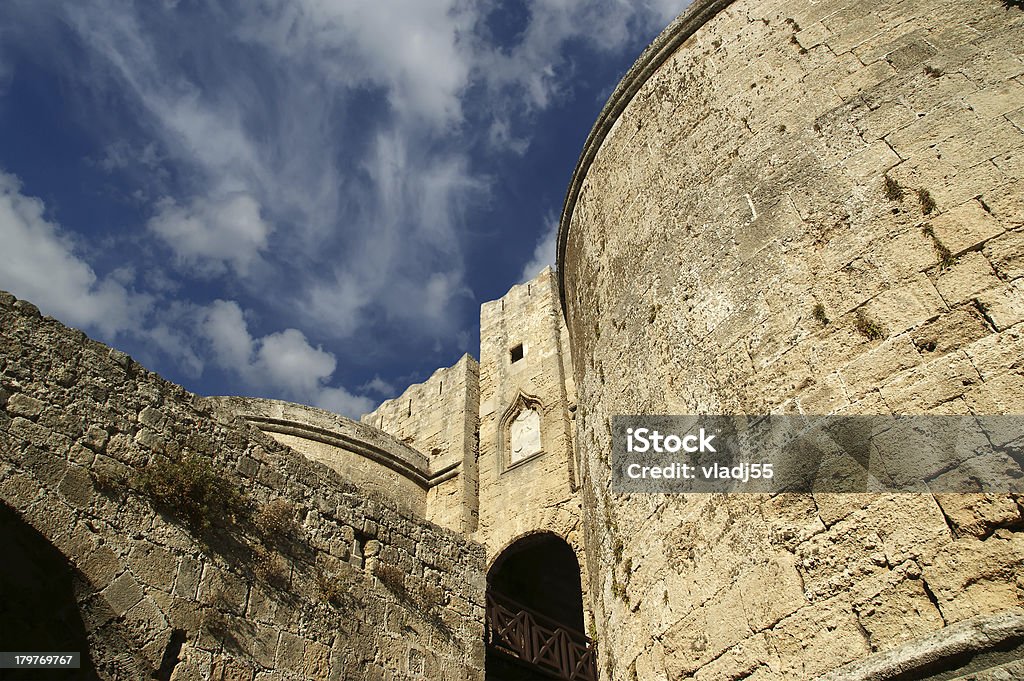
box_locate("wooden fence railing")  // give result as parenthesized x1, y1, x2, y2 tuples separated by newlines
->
(485, 591, 598, 681)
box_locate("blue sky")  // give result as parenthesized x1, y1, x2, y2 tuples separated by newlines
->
(0, 0, 689, 416)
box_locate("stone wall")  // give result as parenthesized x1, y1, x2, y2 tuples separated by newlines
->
(218, 397, 430, 519)
(0, 291, 485, 680)
(362, 356, 480, 534)
(558, 0, 1024, 678)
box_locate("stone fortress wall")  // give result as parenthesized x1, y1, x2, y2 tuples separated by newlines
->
(0, 292, 486, 681)
(215, 396, 433, 519)
(361, 356, 481, 534)
(557, 0, 1024, 678)
(362, 269, 588, 606)
(474, 268, 580, 563)
(3, 0, 1024, 678)
(0, 265, 586, 681)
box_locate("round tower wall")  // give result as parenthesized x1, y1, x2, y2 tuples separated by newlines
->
(558, 0, 1024, 677)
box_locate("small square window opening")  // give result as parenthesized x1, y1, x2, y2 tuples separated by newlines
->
(510, 344, 524, 363)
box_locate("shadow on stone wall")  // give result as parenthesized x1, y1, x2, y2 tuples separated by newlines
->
(0, 501, 98, 680)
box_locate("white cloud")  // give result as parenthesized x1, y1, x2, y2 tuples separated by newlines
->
(98, 139, 164, 173)
(0, 171, 150, 337)
(199, 299, 375, 417)
(148, 192, 271, 277)
(256, 328, 337, 397)
(315, 386, 376, 420)
(519, 214, 559, 283)
(359, 375, 396, 397)
(144, 322, 204, 378)
(201, 300, 256, 375)
(238, 0, 475, 129)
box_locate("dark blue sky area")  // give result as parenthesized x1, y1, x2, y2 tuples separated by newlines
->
(0, 0, 689, 415)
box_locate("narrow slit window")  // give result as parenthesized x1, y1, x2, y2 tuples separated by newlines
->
(510, 344, 524, 363)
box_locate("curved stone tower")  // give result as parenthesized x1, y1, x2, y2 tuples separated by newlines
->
(558, 0, 1024, 678)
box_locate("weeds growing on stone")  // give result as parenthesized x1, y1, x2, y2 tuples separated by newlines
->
(918, 188, 937, 214)
(253, 546, 291, 590)
(374, 562, 407, 598)
(315, 568, 350, 608)
(812, 303, 830, 326)
(883, 175, 904, 201)
(922, 225, 956, 269)
(854, 310, 885, 340)
(139, 452, 251, 533)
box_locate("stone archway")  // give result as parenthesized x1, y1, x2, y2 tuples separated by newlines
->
(0, 501, 100, 680)
(485, 532, 596, 681)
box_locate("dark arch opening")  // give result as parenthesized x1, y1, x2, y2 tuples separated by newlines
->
(486, 533, 594, 681)
(0, 502, 99, 680)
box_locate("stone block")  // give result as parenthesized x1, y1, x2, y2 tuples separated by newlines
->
(199, 566, 249, 616)
(928, 201, 1004, 256)
(133, 427, 165, 452)
(887, 39, 938, 72)
(0, 471, 42, 508)
(9, 416, 50, 446)
(921, 534, 1024, 621)
(139, 405, 166, 429)
(861, 273, 946, 335)
(964, 326, 1024, 380)
(984, 228, 1024, 280)
(835, 61, 897, 101)
(853, 577, 944, 651)
(128, 542, 178, 591)
(934, 252, 1001, 305)
(795, 23, 830, 51)
(933, 494, 1021, 538)
(210, 657, 256, 681)
(81, 544, 122, 588)
(58, 464, 94, 507)
(839, 337, 922, 399)
(977, 280, 1024, 331)
(854, 102, 918, 142)
(174, 555, 203, 600)
(963, 372, 1024, 413)
(769, 602, 870, 678)
(967, 82, 1024, 119)
(878, 350, 981, 411)
(102, 571, 145, 617)
(842, 140, 902, 181)
(910, 307, 991, 356)
(737, 556, 807, 632)
(124, 596, 168, 641)
(7, 393, 43, 418)
(83, 425, 109, 452)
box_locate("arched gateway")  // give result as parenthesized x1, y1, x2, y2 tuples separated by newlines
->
(485, 533, 596, 681)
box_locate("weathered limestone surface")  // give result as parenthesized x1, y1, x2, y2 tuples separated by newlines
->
(362, 356, 480, 534)
(216, 396, 430, 518)
(0, 292, 485, 680)
(559, 0, 1024, 678)
(365, 269, 585, 577)
(819, 609, 1024, 680)
(475, 268, 581, 565)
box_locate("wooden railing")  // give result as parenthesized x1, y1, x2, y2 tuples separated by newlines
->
(485, 591, 598, 681)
